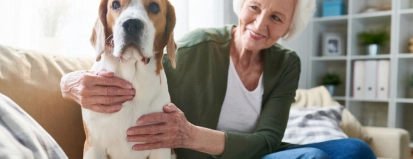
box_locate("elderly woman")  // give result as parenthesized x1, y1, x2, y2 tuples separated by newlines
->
(61, 0, 376, 158)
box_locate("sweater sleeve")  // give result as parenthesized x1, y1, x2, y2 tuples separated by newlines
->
(219, 56, 301, 159)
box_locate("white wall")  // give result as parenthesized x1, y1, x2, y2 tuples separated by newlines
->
(172, 0, 237, 40)
(279, 27, 311, 89)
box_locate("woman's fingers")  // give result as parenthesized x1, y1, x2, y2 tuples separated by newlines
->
(127, 123, 178, 135)
(96, 69, 114, 77)
(129, 134, 179, 150)
(92, 75, 133, 89)
(137, 112, 172, 125)
(91, 86, 135, 96)
(162, 103, 179, 113)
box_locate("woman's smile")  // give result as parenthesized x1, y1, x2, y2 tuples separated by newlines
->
(248, 29, 266, 40)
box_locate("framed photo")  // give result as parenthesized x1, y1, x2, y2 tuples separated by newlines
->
(323, 33, 344, 56)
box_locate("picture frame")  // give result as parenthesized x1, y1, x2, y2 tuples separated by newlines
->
(323, 33, 344, 56)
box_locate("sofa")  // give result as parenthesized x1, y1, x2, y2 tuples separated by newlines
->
(0, 44, 410, 159)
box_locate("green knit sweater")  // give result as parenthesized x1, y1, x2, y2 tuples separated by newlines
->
(162, 25, 300, 159)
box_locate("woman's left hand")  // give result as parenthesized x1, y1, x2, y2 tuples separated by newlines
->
(127, 103, 197, 151)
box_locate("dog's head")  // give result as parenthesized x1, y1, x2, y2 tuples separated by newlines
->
(91, 0, 177, 69)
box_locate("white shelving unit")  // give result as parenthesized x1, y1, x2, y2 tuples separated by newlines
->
(304, 0, 413, 147)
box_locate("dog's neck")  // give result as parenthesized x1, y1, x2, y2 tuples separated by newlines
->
(95, 52, 159, 84)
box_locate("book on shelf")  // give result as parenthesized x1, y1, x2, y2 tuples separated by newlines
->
(364, 60, 377, 99)
(352, 60, 390, 99)
(353, 61, 365, 98)
(376, 60, 389, 99)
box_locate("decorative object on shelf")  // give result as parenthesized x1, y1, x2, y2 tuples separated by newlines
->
(323, 33, 344, 56)
(360, 6, 392, 13)
(321, 73, 341, 96)
(357, 29, 389, 56)
(409, 38, 413, 54)
(407, 75, 413, 98)
(359, 0, 391, 13)
(322, 0, 345, 17)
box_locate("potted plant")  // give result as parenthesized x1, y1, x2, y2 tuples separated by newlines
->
(357, 29, 389, 56)
(321, 73, 342, 96)
(407, 75, 413, 98)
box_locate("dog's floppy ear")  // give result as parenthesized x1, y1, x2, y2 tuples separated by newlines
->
(165, 0, 177, 68)
(90, 0, 109, 62)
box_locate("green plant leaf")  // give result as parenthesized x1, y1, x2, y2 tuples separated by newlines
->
(320, 73, 342, 85)
(357, 29, 389, 46)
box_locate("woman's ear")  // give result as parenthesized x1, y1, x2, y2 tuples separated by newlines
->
(90, 0, 110, 62)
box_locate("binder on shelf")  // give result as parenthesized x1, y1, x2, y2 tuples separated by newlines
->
(376, 60, 390, 99)
(364, 60, 377, 99)
(353, 61, 365, 98)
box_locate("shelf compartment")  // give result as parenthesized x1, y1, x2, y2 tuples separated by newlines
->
(398, 13, 413, 53)
(400, 0, 413, 10)
(350, 16, 392, 56)
(314, 0, 349, 18)
(311, 21, 348, 57)
(310, 61, 346, 96)
(348, 101, 388, 127)
(395, 103, 413, 145)
(351, 0, 392, 15)
(397, 59, 413, 98)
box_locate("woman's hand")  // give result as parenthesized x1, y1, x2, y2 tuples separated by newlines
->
(60, 69, 135, 113)
(126, 103, 197, 150)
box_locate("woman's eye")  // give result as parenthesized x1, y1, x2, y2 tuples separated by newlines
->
(251, 6, 259, 11)
(149, 2, 160, 14)
(272, 15, 281, 22)
(112, 1, 121, 10)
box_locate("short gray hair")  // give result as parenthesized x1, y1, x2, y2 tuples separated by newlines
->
(233, 0, 316, 40)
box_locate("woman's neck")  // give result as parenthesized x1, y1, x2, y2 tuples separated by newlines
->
(231, 27, 263, 69)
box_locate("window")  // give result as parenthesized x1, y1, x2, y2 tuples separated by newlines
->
(0, 0, 235, 57)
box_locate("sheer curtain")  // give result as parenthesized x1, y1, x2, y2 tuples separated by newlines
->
(0, 0, 236, 57)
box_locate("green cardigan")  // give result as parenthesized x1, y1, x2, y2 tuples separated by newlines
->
(163, 25, 300, 159)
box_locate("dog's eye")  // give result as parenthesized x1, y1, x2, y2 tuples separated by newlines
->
(112, 1, 121, 10)
(148, 2, 160, 14)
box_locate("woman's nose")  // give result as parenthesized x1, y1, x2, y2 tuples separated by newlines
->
(255, 13, 269, 30)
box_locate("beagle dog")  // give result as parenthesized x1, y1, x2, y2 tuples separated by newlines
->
(82, 0, 176, 158)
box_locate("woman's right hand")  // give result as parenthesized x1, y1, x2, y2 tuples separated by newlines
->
(60, 69, 135, 113)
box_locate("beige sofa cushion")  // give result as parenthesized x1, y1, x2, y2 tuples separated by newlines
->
(0, 45, 93, 158)
(292, 86, 372, 143)
(341, 108, 372, 142)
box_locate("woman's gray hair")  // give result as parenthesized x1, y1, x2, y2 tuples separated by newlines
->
(233, 0, 316, 40)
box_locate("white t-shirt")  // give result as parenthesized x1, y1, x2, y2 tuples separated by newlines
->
(216, 58, 264, 133)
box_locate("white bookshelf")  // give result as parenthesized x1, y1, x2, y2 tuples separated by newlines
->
(303, 0, 413, 147)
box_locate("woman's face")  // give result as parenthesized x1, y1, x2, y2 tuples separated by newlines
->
(237, 0, 296, 51)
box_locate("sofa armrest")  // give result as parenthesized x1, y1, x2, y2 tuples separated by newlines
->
(364, 126, 410, 159)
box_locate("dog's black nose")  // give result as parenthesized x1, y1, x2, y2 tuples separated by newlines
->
(122, 19, 144, 36)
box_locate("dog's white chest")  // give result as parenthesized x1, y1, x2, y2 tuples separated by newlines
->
(82, 55, 171, 159)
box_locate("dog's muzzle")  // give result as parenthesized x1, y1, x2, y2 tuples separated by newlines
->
(122, 18, 144, 45)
